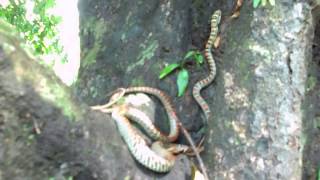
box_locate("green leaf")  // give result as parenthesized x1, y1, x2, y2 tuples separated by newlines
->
(0, 0, 63, 58)
(184, 50, 195, 59)
(261, 0, 267, 6)
(45, 0, 56, 9)
(253, 0, 261, 8)
(177, 68, 189, 97)
(194, 53, 204, 64)
(268, 0, 275, 6)
(159, 63, 180, 79)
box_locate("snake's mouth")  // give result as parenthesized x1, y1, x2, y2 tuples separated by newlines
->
(91, 88, 126, 111)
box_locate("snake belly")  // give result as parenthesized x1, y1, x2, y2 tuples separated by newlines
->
(111, 107, 175, 173)
(192, 10, 221, 124)
(125, 106, 171, 142)
(123, 87, 180, 142)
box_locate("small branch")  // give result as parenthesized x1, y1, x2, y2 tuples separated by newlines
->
(178, 122, 209, 180)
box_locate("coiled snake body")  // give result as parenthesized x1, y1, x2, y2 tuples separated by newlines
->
(124, 87, 180, 142)
(192, 10, 221, 125)
(106, 89, 190, 173)
(93, 10, 221, 173)
(111, 106, 177, 172)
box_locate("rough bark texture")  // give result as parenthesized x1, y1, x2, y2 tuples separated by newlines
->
(0, 22, 191, 179)
(76, 0, 318, 179)
(75, 0, 234, 143)
(1, 0, 319, 180)
(207, 2, 313, 179)
(302, 4, 320, 179)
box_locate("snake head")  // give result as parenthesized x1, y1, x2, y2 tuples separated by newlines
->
(90, 88, 126, 112)
(108, 88, 126, 105)
(212, 10, 222, 24)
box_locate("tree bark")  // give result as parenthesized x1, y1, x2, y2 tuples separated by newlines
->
(76, 0, 317, 179)
(0, 21, 190, 179)
(0, 0, 319, 179)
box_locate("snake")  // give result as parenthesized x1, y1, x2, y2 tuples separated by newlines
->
(93, 10, 221, 173)
(109, 102, 191, 173)
(92, 88, 187, 172)
(192, 10, 221, 127)
(120, 86, 180, 143)
(92, 86, 179, 143)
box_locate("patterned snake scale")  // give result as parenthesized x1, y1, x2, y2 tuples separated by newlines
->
(107, 10, 221, 173)
(111, 106, 174, 172)
(123, 87, 180, 142)
(192, 10, 221, 125)
(111, 102, 190, 173)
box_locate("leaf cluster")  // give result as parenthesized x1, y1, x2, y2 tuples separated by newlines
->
(0, 0, 62, 56)
(159, 50, 204, 97)
(253, 0, 275, 8)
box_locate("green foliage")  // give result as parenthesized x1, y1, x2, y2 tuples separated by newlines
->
(159, 50, 204, 96)
(159, 63, 180, 79)
(253, 0, 275, 8)
(184, 50, 204, 65)
(177, 68, 189, 97)
(0, 0, 63, 57)
(253, 0, 260, 8)
(307, 76, 317, 92)
(318, 167, 320, 180)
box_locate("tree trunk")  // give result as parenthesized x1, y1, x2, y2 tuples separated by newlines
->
(77, 0, 314, 179)
(0, 21, 190, 179)
(1, 0, 319, 179)
(76, 0, 318, 179)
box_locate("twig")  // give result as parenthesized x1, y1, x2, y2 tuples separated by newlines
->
(178, 122, 209, 180)
(33, 119, 41, 135)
